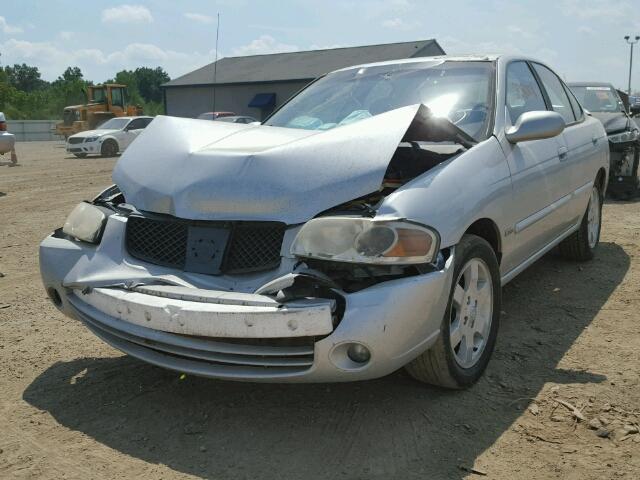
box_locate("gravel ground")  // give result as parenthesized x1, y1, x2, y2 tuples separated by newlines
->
(1, 141, 639, 480)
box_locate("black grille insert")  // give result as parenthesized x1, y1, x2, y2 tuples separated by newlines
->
(67, 137, 84, 144)
(126, 216, 188, 268)
(125, 215, 285, 274)
(223, 223, 286, 273)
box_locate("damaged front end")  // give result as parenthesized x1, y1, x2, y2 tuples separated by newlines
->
(40, 104, 467, 382)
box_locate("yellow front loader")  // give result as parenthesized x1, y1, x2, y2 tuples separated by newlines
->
(55, 84, 143, 138)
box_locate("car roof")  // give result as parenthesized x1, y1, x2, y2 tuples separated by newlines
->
(115, 116, 154, 121)
(333, 54, 501, 73)
(566, 82, 615, 88)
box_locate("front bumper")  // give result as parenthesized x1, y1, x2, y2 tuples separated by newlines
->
(66, 140, 100, 155)
(39, 216, 454, 382)
(608, 140, 639, 192)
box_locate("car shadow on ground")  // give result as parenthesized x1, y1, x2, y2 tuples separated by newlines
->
(23, 242, 629, 479)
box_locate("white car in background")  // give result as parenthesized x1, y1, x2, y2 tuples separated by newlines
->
(66, 116, 153, 158)
(0, 112, 17, 163)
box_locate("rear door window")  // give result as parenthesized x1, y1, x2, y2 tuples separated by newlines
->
(531, 63, 576, 124)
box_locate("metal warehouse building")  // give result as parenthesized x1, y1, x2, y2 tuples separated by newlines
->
(162, 39, 445, 120)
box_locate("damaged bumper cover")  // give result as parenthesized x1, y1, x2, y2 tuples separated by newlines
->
(39, 215, 454, 382)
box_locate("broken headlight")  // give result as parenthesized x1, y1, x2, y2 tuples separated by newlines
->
(62, 202, 108, 244)
(291, 217, 440, 265)
(609, 129, 639, 143)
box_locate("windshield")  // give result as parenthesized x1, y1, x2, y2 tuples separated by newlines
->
(570, 86, 623, 113)
(98, 118, 129, 130)
(265, 61, 494, 140)
(90, 88, 106, 104)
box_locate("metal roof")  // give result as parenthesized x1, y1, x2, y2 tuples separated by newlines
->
(163, 39, 444, 87)
(566, 81, 615, 87)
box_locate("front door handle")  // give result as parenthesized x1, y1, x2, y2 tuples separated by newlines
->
(592, 136, 598, 145)
(558, 146, 569, 161)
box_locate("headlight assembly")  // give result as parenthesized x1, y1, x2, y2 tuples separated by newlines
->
(609, 129, 639, 143)
(84, 136, 99, 143)
(290, 217, 440, 265)
(62, 202, 108, 244)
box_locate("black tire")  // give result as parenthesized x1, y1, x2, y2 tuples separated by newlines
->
(559, 185, 602, 261)
(73, 153, 87, 158)
(100, 139, 118, 158)
(405, 234, 501, 389)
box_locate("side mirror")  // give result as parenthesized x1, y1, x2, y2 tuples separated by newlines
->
(506, 111, 565, 144)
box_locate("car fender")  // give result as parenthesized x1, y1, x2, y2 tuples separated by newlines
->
(376, 136, 511, 254)
(99, 134, 120, 150)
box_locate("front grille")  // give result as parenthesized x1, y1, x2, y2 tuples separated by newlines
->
(67, 137, 84, 144)
(125, 215, 285, 274)
(223, 223, 286, 273)
(127, 216, 188, 268)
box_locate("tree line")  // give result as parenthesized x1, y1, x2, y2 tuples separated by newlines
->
(0, 64, 170, 119)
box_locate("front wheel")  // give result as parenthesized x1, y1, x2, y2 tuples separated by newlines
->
(100, 139, 118, 158)
(559, 184, 602, 261)
(405, 234, 501, 388)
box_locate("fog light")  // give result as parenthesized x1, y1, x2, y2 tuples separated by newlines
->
(347, 343, 371, 363)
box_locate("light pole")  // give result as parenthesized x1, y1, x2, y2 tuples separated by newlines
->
(624, 35, 640, 95)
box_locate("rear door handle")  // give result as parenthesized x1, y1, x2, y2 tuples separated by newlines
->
(592, 136, 598, 145)
(558, 146, 569, 161)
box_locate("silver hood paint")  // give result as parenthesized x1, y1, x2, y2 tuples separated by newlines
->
(112, 105, 422, 223)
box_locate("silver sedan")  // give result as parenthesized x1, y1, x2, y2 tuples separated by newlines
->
(39, 55, 608, 388)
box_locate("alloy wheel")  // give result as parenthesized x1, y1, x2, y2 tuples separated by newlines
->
(449, 258, 494, 368)
(587, 186, 600, 249)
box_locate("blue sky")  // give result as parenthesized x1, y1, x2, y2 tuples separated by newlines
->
(1, 0, 639, 91)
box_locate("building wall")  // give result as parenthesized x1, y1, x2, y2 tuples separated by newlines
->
(164, 80, 311, 119)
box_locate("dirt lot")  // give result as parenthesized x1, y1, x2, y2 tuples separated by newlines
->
(1, 141, 639, 479)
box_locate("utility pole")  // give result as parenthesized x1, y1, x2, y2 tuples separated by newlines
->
(624, 35, 640, 95)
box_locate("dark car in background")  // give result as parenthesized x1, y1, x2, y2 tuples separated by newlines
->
(197, 111, 236, 120)
(568, 82, 639, 198)
(214, 115, 258, 124)
(630, 96, 640, 117)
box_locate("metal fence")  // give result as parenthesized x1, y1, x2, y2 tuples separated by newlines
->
(6, 120, 60, 142)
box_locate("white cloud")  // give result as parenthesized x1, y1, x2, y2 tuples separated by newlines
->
(0, 16, 23, 34)
(231, 35, 298, 56)
(101, 5, 153, 24)
(184, 13, 214, 24)
(382, 18, 402, 28)
(381, 17, 418, 30)
(577, 25, 596, 35)
(0, 38, 213, 81)
(561, 0, 638, 25)
(506, 25, 534, 40)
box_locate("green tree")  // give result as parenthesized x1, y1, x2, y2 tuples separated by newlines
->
(134, 67, 169, 103)
(4, 63, 47, 91)
(56, 66, 84, 83)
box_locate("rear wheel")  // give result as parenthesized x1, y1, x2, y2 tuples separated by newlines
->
(405, 234, 501, 388)
(559, 185, 601, 261)
(100, 139, 118, 158)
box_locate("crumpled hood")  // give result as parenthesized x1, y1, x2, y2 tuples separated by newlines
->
(590, 112, 631, 134)
(113, 105, 422, 223)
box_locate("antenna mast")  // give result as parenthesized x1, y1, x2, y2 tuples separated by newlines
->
(212, 13, 220, 114)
